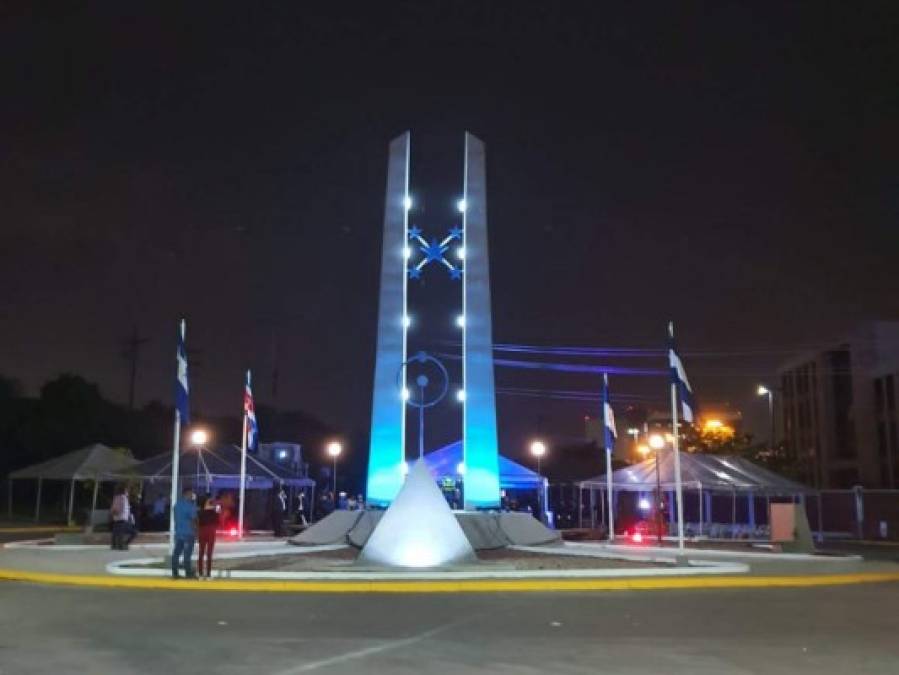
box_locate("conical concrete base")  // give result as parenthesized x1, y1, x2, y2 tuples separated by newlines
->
(359, 460, 477, 567)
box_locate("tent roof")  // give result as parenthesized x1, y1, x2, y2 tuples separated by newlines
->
(578, 453, 814, 495)
(105, 444, 314, 488)
(424, 441, 543, 489)
(8, 444, 136, 481)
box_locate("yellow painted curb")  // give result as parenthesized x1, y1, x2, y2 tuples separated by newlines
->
(1, 569, 899, 593)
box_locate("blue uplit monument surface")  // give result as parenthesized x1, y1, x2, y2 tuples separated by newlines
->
(366, 131, 501, 509)
(366, 132, 410, 505)
(460, 133, 501, 508)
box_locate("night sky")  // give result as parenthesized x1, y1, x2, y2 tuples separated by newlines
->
(2, 3, 897, 468)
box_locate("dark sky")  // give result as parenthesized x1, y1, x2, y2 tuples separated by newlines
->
(2, 3, 898, 467)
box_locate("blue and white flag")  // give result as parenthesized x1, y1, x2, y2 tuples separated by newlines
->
(244, 369, 258, 453)
(602, 373, 617, 449)
(668, 321, 695, 423)
(175, 319, 190, 424)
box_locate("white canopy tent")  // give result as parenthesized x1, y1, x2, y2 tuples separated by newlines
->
(577, 453, 816, 538)
(7, 444, 137, 523)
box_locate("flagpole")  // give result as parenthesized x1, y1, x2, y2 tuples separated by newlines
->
(238, 409, 248, 539)
(169, 318, 188, 554)
(603, 374, 614, 543)
(237, 413, 247, 539)
(169, 411, 180, 553)
(669, 322, 685, 550)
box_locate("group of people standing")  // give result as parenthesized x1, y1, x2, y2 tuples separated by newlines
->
(172, 487, 220, 579)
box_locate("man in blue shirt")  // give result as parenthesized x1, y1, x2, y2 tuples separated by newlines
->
(172, 487, 198, 579)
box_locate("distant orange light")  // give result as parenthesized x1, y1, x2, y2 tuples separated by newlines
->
(701, 417, 735, 439)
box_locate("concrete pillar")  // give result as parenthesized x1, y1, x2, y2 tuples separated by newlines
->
(34, 478, 42, 522)
(705, 492, 713, 527)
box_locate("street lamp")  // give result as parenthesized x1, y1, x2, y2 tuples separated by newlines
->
(648, 433, 665, 544)
(190, 428, 208, 446)
(326, 441, 342, 495)
(530, 440, 548, 523)
(189, 428, 210, 491)
(757, 385, 775, 450)
(530, 440, 547, 476)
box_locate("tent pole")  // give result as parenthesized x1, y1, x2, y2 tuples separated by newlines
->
(731, 489, 736, 538)
(67, 478, 76, 525)
(90, 480, 100, 531)
(698, 485, 703, 537)
(35, 478, 42, 522)
(577, 487, 583, 528)
(817, 492, 824, 542)
(747, 491, 756, 532)
(589, 488, 596, 530)
(600, 488, 605, 530)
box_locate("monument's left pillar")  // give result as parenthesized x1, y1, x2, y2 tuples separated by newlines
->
(366, 131, 410, 506)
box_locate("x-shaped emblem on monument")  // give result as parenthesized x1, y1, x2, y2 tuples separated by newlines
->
(408, 225, 463, 280)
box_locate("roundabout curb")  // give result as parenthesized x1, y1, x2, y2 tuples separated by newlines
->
(2, 567, 899, 593)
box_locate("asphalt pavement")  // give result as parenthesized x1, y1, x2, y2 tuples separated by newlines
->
(1, 581, 897, 674)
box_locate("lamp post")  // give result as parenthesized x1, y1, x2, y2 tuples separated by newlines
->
(326, 442, 342, 496)
(757, 385, 775, 450)
(189, 428, 209, 492)
(627, 428, 640, 461)
(530, 440, 547, 522)
(648, 433, 666, 544)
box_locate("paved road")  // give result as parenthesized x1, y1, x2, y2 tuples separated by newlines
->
(1, 582, 897, 674)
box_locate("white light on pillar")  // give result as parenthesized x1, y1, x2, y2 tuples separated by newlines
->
(403, 315, 412, 328)
(456, 246, 465, 260)
(456, 199, 467, 213)
(401, 388, 410, 401)
(456, 389, 466, 402)
(404, 195, 413, 211)
(455, 314, 465, 328)
(403, 246, 412, 259)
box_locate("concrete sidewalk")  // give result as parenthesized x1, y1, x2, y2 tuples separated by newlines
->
(0, 536, 292, 576)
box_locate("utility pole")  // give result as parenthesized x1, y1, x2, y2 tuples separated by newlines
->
(121, 326, 149, 409)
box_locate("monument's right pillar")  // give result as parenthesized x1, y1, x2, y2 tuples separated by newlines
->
(462, 132, 501, 509)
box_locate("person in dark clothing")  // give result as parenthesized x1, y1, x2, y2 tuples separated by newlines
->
(271, 483, 287, 537)
(172, 487, 198, 579)
(197, 494, 219, 579)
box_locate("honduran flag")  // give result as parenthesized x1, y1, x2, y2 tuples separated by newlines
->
(244, 369, 258, 453)
(668, 321, 696, 423)
(602, 372, 617, 450)
(175, 319, 190, 424)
